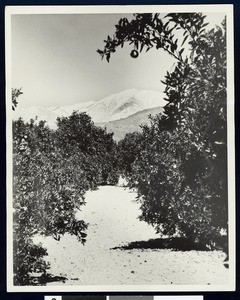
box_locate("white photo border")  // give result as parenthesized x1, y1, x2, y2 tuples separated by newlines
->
(5, 4, 235, 292)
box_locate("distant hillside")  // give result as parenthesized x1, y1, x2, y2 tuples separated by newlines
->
(12, 89, 164, 129)
(97, 106, 164, 142)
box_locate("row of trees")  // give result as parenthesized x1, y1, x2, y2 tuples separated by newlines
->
(100, 13, 228, 249)
(13, 98, 118, 285)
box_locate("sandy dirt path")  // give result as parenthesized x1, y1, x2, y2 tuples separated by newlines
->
(34, 186, 228, 286)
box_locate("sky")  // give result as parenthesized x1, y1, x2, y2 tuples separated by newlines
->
(11, 12, 225, 109)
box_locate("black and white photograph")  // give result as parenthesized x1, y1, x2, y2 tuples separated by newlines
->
(6, 5, 235, 292)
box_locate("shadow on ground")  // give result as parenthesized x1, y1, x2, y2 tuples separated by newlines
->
(29, 274, 67, 285)
(112, 237, 211, 251)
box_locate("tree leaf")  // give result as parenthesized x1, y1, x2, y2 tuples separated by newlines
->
(179, 48, 184, 56)
(181, 35, 188, 46)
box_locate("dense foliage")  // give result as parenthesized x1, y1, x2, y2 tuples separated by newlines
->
(100, 13, 228, 248)
(117, 132, 143, 177)
(13, 98, 118, 284)
(56, 111, 119, 186)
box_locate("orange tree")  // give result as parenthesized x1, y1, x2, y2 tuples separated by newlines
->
(117, 132, 143, 178)
(13, 103, 119, 285)
(56, 111, 119, 186)
(99, 13, 227, 248)
(13, 118, 89, 285)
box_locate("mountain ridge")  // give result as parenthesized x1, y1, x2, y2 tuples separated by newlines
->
(12, 89, 165, 139)
(96, 106, 164, 141)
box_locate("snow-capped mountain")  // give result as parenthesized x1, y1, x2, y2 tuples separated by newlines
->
(12, 89, 165, 129)
(87, 89, 164, 123)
